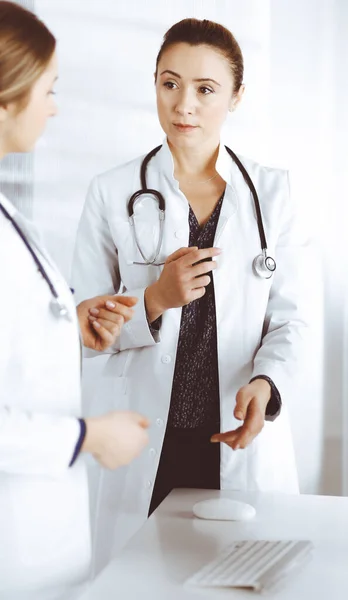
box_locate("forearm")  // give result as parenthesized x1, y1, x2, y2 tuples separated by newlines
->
(144, 282, 166, 323)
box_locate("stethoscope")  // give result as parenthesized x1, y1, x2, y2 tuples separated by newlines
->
(0, 202, 71, 319)
(127, 145, 276, 278)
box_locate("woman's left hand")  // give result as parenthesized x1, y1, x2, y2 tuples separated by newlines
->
(210, 379, 271, 450)
(77, 295, 137, 351)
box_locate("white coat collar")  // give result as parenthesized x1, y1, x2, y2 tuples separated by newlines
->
(154, 138, 239, 236)
(0, 191, 52, 266)
(0, 192, 39, 244)
(0, 192, 16, 217)
(156, 138, 175, 182)
(155, 137, 243, 192)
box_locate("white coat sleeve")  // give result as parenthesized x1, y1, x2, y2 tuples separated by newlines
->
(0, 407, 81, 477)
(72, 176, 159, 353)
(250, 171, 312, 396)
(0, 216, 82, 477)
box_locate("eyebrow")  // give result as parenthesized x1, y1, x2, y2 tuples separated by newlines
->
(159, 69, 221, 86)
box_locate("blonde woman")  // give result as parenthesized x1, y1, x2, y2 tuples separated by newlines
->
(0, 2, 148, 598)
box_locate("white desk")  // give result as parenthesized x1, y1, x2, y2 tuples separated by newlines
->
(78, 489, 348, 599)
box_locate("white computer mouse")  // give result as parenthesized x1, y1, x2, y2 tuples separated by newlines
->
(193, 498, 256, 521)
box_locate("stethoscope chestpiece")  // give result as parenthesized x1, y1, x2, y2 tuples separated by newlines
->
(253, 251, 276, 279)
(0, 201, 74, 321)
(50, 297, 71, 320)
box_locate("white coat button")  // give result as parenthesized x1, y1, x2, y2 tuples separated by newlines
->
(149, 448, 157, 458)
(156, 418, 163, 427)
(175, 229, 186, 239)
(161, 354, 171, 364)
(146, 480, 152, 489)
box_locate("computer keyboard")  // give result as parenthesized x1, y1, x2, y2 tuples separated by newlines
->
(186, 540, 314, 593)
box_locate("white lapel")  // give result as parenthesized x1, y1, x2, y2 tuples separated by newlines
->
(151, 140, 190, 257)
(213, 143, 244, 245)
(0, 193, 59, 273)
(146, 140, 251, 250)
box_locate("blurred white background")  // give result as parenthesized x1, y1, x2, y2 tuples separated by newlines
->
(2, 0, 347, 497)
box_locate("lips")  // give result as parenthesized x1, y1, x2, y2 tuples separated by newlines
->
(173, 123, 198, 132)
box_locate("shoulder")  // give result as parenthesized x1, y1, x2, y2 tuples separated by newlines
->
(230, 153, 294, 232)
(233, 153, 291, 223)
(84, 153, 145, 217)
(93, 154, 145, 197)
(235, 153, 289, 193)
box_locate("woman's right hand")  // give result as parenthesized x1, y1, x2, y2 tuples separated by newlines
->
(77, 295, 137, 352)
(144, 246, 221, 322)
(82, 411, 149, 469)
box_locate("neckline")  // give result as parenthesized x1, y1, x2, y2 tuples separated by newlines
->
(189, 190, 225, 232)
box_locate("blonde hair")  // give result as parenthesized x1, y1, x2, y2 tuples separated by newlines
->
(0, 1, 56, 109)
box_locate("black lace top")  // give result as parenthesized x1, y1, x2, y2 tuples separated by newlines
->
(165, 192, 281, 432)
(167, 194, 224, 431)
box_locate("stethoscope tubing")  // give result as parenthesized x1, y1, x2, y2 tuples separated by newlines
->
(0, 202, 59, 300)
(127, 145, 276, 275)
(0, 202, 70, 318)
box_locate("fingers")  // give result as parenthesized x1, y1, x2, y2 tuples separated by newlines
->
(234, 403, 264, 448)
(132, 413, 150, 429)
(234, 386, 252, 421)
(89, 318, 123, 350)
(104, 301, 135, 322)
(92, 295, 138, 311)
(166, 246, 198, 264)
(211, 426, 244, 445)
(165, 247, 222, 267)
(192, 275, 211, 289)
(111, 295, 138, 307)
(89, 314, 123, 330)
(89, 303, 134, 323)
(186, 286, 206, 302)
(191, 260, 217, 278)
(181, 247, 221, 267)
(211, 400, 264, 450)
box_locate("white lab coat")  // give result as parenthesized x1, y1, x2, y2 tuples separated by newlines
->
(72, 140, 308, 574)
(0, 194, 91, 599)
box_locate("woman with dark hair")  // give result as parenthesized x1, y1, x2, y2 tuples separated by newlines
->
(73, 18, 307, 572)
(0, 2, 149, 597)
